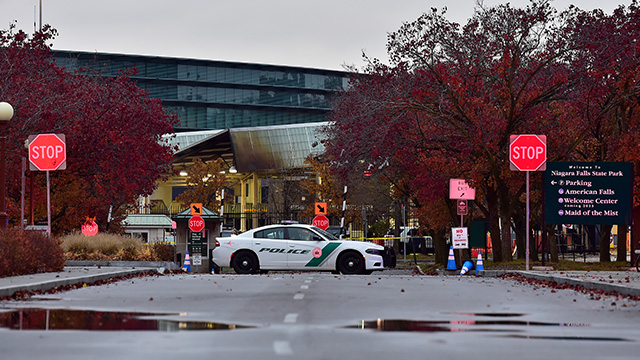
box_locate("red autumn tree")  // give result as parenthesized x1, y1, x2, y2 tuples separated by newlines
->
(325, 1, 592, 262)
(301, 154, 396, 238)
(558, 3, 640, 261)
(0, 23, 178, 234)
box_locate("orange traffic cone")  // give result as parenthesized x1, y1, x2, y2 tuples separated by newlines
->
(446, 246, 456, 270)
(182, 251, 191, 272)
(475, 251, 484, 272)
(460, 260, 474, 276)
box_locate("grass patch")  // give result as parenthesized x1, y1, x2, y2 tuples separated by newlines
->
(421, 256, 633, 273)
(552, 260, 630, 271)
(60, 232, 174, 261)
(469, 258, 630, 271)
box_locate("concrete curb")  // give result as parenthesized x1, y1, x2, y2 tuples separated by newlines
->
(0, 268, 154, 297)
(516, 271, 640, 297)
(437, 269, 508, 277)
(436, 269, 640, 297)
(65, 260, 180, 270)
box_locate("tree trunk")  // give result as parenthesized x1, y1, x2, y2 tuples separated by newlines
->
(547, 224, 559, 262)
(487, 186, 503, 262)
(393, 200, 401, 255)
(433, 230, 448, 266)
(530, 229, 539, 262)
(497, 176, 513, 262)
(513, 215, 525, 260)
(501, 214, 513, 262)
(599, 224, 613, 262)
(633, 206, 640, 267)
(617, 225, 628, 263)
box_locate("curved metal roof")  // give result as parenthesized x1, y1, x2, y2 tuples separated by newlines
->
(169, 122, 328, 173)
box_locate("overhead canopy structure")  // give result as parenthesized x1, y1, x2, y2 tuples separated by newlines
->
(121, 214, 173, 229)
(167, 129, 233, 169)
(167, 122, 328, 173)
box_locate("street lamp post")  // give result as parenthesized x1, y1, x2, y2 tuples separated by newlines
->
(0, 102, 14, 228)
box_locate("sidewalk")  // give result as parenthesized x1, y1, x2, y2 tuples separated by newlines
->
(2, 266, 640, 299)
(515, 270, 640, 297)
(0, 267, 159, 298)
(437, 268, 640, 297)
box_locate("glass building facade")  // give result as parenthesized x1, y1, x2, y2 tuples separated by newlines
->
(52, 51, 350, 130)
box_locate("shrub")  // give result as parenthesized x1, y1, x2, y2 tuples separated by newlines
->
(150, 243, 175, 261)
(61, 232, 142, 255)
(0, 228, 65, 277)
(60, 232, 175, 262)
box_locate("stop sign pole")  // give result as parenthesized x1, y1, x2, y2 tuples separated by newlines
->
(509, 134, 547, 271)
(27, 134, 67, 238)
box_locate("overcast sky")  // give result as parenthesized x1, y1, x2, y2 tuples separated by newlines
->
(0, 0, 630, 71)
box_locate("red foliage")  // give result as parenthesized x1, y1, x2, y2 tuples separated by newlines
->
(0, 23, 178, 233)
(0, 228, 65, 277)
(325, 1, 640, 262)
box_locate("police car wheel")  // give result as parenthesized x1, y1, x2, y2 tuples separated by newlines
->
(232, 251, 259, 274)
(338, 251, 365, 275)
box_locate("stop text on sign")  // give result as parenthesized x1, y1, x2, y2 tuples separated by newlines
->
(188, 215, 205, 232)
(28, 133, 67, 171)
(312, 215, 329, 230)
(509, 134, 547, 171)
(511, 145, 544, 160)
(31, 144, 65, 160)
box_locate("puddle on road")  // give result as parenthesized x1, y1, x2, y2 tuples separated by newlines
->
(0, 308, 252, 331)
(348, 313, 590, 332)
(506, 334, 631, 342)
(453, 312, 526, 317)
(2, 309, 626, 342)
(348, 318, 590, 332)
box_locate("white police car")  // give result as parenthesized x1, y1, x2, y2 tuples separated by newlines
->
(213, 224, 395, 275)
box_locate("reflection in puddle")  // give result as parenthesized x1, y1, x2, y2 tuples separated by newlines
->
(453, 312, 525, 317)
(349, 315, 590, 333)
(506, 334, 631, 342)
(0, 308, 252, 331)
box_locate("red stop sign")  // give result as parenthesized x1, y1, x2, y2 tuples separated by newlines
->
(188, 215, 205, 232)
(29, 133, 67, 171)
(312, 215, 329, 230)
(509, 134, 547, 171)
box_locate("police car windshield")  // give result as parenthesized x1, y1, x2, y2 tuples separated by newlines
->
(312, 226, 339, 240)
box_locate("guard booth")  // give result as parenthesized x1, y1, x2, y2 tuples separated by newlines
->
(173, 206, 222, 273)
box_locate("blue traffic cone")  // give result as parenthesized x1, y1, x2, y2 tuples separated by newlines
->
(460, 260, 474, 276)
(446, 246, 457, 270)
(475, 251, 484, 272)
(182, 251, 191, 272)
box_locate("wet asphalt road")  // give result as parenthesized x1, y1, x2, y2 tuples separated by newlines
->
(1, 269, 639, 359)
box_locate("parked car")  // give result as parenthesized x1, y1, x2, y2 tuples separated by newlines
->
(326, 226, 349, 238)
(386, 227, 422, 254)
(220, 228, 237, 237)
(213, 223, 395, 275)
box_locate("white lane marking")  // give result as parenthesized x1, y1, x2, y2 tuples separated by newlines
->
(300, 285, 309, 290)
(304, 279, 312, 283)
(284, 313, 298, 323)
(293, 293, 304, 300)
(273, 341, 293, 355)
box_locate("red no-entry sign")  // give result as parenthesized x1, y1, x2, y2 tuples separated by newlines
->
(28, 133, 67, 171)
(509, 134, 547, 171)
